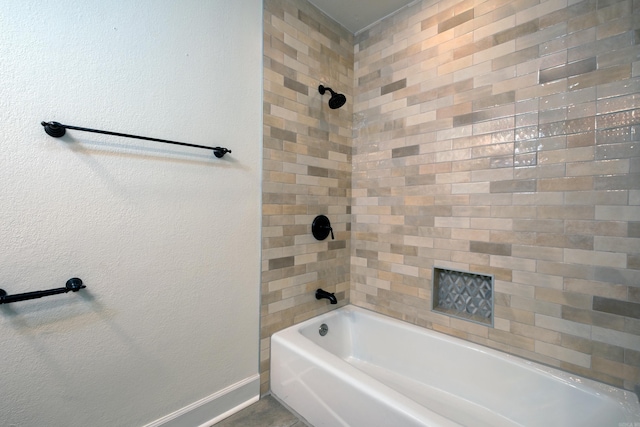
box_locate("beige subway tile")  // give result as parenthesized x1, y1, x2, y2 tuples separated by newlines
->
(490, 179, 536, 193)
(434, 217, 471, 228)
(538, 205, 595, 220)
(474, 14, 515, 41)
(535, 313, 592, 339)
(450, 250, 487, 267)
(450, 317, 490, 338)
(538, 176, 594, 192)
(593, 326, 640, 352)
(513, 219, 563, 233)
(469, 193, 514, 206)
(490, 254, 536, 271)
(436, 147, 473, 163)
(569, 64, 631, 91)
(493, 317, 511, 332)
(563, 305, 625, 331)
(452, 205, 491, 217)
(561, 333, 595, 357)
(594, 236, 640, 254)
(517, 78, 567, 102)
(495, 279, 535, 298)
(565, 190, 629, 206)
(471, 167, 514, 182)
(535, 341, 591, 368)
(490, 205, 537, 218)
(538, 147, 594, 164)
(513, 192, 564, 206)
(435, 194, 470, 206)
(567, 159, 629, 176)
(451, 181, 491, 194)
(512, 244, 563, 261)
(511, 295, 562, 317)
(565, 220, 628, 237)
(593, 357, 639, 385)
(436, 171, 472, 184)
(538, 260, 593, 280)
(490, 230, 537, 245)
(473, 118, 515, 137)
(451, 157, 492, 172)
(536, 288, 593, 310)
(489, 328, 535, 351)
(466, 264, 510, 282)
(564, 248, 627, 268)
(451, 228, 491, 241)
(495, 304, 535, 324)
(596, 206, 640, 221)
(464, 214, 516, 230)
(512, 321, 562, 344)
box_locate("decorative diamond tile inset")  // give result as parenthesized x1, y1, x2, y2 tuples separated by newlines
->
(433, 268, 493, 326)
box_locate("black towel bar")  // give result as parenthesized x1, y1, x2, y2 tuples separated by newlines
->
(0, 278, 86, 305)
(41, 121, 232, 158)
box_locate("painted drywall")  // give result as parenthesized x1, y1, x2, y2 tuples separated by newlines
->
(0, 1, 262, 426)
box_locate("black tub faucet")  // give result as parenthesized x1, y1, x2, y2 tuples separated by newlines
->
(316, 288, 337, 304)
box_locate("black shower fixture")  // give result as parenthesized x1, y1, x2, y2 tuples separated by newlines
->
(318, 85, 346, 109)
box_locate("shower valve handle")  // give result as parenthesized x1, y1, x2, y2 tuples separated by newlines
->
(312, 215, 334, 240)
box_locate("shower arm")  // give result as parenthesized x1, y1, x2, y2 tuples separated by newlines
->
(41, 121, 232, 158)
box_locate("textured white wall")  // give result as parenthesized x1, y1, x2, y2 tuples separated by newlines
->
(0, 1, 262, 426)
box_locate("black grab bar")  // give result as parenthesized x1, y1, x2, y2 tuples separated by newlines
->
(0, 278, 86, 305)
(41, 121, 232, 158)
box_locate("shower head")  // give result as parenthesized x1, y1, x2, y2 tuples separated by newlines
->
(318, 85, 346, 109)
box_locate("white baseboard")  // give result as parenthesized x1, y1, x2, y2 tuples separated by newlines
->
(144, 374, 260, 427)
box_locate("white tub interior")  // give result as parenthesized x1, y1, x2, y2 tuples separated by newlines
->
(271, 305, 640, 427)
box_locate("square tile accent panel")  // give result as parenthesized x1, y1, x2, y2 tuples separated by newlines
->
(432, 267, 494, 326)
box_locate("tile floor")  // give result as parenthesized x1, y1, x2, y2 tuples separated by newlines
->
(213, 395, 309, 427)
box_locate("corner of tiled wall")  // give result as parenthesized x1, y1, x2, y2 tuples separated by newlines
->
(263, 0, 640, 396)
(261, 0, 353, 395)
(351, 0, 640, 390)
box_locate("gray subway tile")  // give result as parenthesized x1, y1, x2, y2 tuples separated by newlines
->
(539, 57, 597, 84)
(490, 179, 537, 193)
(593, 297, 640, 320)
(470, 241, 512, 256)
(392, 144, 420, 158)
(271, 127, 297, 142)
(284, 77, 309, 95)
(493, 20, 539, 45)
(438, 8, 474, 33)
(381, 78, 407, 95)
(268, 256, 295, 270)
(594, 267, 640, 287)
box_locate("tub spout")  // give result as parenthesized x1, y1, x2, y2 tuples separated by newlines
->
(316, 288, 337, 304)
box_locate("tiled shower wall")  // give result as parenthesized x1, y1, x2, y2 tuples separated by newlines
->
(261, 0, 353, 394)
(351, 0, 640, 389)
(262, 0, 640, 394)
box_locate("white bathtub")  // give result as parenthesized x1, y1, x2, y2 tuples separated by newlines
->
(271, 305, 640, 427)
